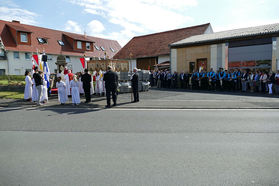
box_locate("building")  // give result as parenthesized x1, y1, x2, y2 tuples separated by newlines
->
(0, 19, 121, 75)
(113, 23, 213, 71)
(170, 23, 279, 73)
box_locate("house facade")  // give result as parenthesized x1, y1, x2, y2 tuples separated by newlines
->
(0, 19, 121, 75)
(170, 23, 279, 73)
(113, 23, 213, 71)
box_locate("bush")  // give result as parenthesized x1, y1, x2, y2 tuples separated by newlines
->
(0, 75, 26, 81)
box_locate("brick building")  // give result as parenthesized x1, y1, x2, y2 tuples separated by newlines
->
(0, 19, 121, 75)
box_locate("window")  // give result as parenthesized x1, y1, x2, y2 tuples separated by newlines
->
(77, 41, 82, 49)
(57, 40, 64, 46)
(0, 69, 5, 75)
(66, 56, 71, 63)
(94, 45, 100, 50)
(86, 42, 91, 50)
(14, 51, 19, 59)
(37, 37, 47, 44)
(0, 49, 4, 57)
(100, 46, 105, 51)
(110, 47, 115, 52)
(25, 52, 30, 60)
(20, 32, 28, 43)
(47, 55, 53, 60)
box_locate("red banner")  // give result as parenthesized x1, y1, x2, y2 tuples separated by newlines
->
(80, 58, 85, 69)
(32, 54, 39, 65)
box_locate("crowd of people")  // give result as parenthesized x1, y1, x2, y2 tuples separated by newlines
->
(24, 66, 139, 107)
(149, 68, 279, 95)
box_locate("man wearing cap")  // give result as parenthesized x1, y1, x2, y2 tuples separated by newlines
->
(131, 68, 139, 102)
(104, 66, 118, 108)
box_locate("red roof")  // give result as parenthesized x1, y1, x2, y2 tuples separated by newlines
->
(0, 19, 121, 58)
(113, 23, 211, 59)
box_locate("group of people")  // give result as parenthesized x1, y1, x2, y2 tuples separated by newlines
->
(24, 66, 140, 107)
(150, 68, 279, 95)
(24, 67, 48, 105)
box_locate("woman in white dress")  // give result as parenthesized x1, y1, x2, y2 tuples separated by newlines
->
(70, 75, 81, 105)
(95, 71, 103, 96)
(31, 78, 38, 102)
(56, 76, 68, 105)
(90, 72, 95, 96)
(24, 71, 32, 101)
(78, 72, 84, 95)
(40, 77, 48, 103)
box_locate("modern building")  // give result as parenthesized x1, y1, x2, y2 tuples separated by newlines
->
(170, 23, 279, 73)
(0, 19, 121, 75)
(113, 23, 213, 71)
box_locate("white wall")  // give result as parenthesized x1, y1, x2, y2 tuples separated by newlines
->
(210, 44, 217, 71)
(170, 49, 177, 73)
(158, 55, 170, 64)
(275, 37, 279, 70)
(129, 59, 136, 72)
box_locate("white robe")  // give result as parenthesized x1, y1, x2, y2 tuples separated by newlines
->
(90, 74, 95, 95)
(64, 74, 71, 96)
(31, 79, 38, 102)
(56, 81, 68, 104)
(70, 80, 81, 104)
(95, 75, 103, 94)
(78, 77, 84, 94)
(40, 80, 48, 102)
(24, 76, 32, 100)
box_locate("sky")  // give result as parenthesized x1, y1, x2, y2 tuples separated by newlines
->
(0, 0, 279, 46)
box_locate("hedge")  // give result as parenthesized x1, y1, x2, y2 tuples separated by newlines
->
(0, 75, 26, 81)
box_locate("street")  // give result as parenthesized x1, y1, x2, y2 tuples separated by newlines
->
(0, 90, 279, 186)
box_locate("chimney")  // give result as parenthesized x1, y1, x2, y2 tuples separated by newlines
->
(12, 20, 20, 24)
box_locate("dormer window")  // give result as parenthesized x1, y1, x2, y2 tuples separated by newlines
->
(37, 37, 47, 44)
(94, 45, 100, 50)
(77, 41, 82, 49)
(110, 47, 115, 52)
(20, 32, 28, 43)
(100, 46, 105, 51)
(86, 42, 91, 50)
(57, 40, 64, 46)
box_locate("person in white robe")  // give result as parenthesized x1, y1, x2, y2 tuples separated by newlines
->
(40, 78, 48, 103)
(101, 71, 106, 96)
(56, 77, 68, 104)
(64, 73, 71, 96)
(90, 73, 95, 95)
(95, 71, 103, 96)
(70, 75, 81, 105)
(24, 71, 32, 101)
(31, 78, 38, 102)
(78, 72, 84, 94)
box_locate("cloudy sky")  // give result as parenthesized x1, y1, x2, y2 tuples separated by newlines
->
(0, 0, 279, 46)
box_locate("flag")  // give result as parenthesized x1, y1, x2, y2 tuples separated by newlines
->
(32, 54, 39, 65)
(80, 57, 85, 69)
(31, 55, 36, 75)
(38, 54, 43, 71)
(43, 61, 50, 88)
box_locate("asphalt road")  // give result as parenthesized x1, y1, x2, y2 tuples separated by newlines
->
(0, 107, 279, 186)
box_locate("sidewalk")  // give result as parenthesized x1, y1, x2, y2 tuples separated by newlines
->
(1, 89, 279, 109)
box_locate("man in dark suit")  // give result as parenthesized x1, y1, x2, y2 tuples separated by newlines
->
(104, 66, 118, 108)
(81, 69, 92, 103)
(131, 68, 139, 102)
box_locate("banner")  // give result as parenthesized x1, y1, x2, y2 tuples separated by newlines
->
(43, 61, 50, 88)
(80, 58, 85, 69)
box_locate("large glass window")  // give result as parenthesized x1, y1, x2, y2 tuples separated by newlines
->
(77, 41, 82, 49)
(20, 33, 28, 43)
(14, 51, 19, 59)
(86, 42, 91, 50)
(66, 56, 71, 63)
(25, 52, 31, 60)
